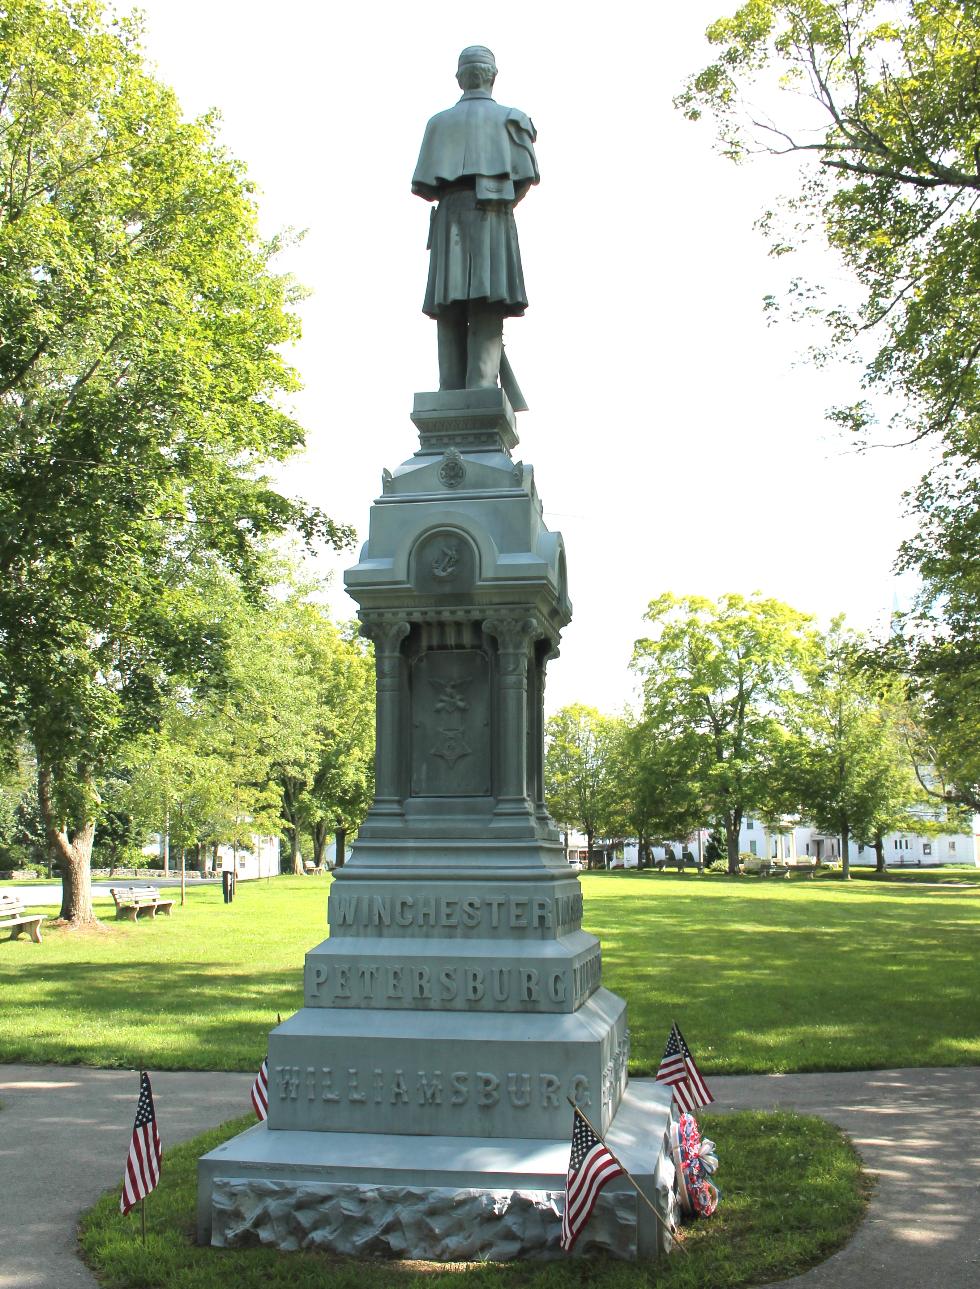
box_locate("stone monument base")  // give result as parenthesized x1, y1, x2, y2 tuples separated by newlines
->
(198, 1081, 678, 1261)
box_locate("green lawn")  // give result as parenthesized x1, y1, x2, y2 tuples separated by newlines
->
(1, 872, 977, 1073)
(79, 1108, 868, 1289)
(843, 865, 980, 885)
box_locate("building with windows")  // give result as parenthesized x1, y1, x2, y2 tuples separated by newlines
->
(563, 820, 978, 870)
(737, 818, 977, 867)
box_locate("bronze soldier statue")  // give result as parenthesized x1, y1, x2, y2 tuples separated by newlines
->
(413, 46, 539, 392)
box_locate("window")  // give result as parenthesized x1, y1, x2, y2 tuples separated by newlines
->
(949, 841, 957, 854)
(923, 843, 932, 856)
(746, 818, 754, 829)
(857, 844, 864, 855)
(749, 840, 758, 856)
(894, 839, 899, 850)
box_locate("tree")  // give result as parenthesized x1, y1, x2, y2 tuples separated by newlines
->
(265, 602, 375, 874)
(891, 518, 980, 815)
(680, 0, 980, 451)
(115, 693, 283, 872)
(681, 3, 980, 826)
(632, 593, 817, 873)
(302, 624, 375, 872)
(781, 622, 922, 877)
(615, 717, 708, 867)
(0, 2, 352, 923)
(544, 705, 624, 868)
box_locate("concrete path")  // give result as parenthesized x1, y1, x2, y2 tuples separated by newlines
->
(0, 1064, 977, 1288)
(710, 1066, 980, 1288)
(4, 879, 221, 905)
(0, 1065, 253, 1289)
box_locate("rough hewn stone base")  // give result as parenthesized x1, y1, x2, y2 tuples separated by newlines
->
(198, 1080, 678, 1261)
(212, 1181, 636, 1260)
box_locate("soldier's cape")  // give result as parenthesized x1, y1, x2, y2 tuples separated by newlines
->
(412, 91, 539, 201)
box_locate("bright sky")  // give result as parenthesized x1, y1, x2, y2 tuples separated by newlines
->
(128, 0, 930, 715)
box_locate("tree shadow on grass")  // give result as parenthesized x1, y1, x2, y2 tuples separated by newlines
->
(0, 960, 302, 1071)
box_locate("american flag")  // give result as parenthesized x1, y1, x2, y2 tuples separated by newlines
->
(656, 1021, 714, 1113)
(560, 1106, 624, 1251)
(120, 1072, 162, 1215)
(251, 1057, 269, 1121)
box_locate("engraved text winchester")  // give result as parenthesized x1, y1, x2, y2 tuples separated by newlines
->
(329, 891, 584, 933)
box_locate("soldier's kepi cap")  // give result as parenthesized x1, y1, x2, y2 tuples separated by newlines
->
(458, 45, 496, 73)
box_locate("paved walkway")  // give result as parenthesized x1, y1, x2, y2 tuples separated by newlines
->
(0, 1064, 977, 1288)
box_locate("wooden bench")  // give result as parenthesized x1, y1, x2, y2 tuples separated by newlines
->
(109, 886, 176, 921)
(0, 892, 46, 943)
(742, 856, 776, 876)
(771, 858, 820, 879)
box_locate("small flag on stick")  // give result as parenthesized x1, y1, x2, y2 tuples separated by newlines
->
(251, 1058, 269, 1121)
(560, 1105, 625, 1251)
(656, 1021, 714, 1113)
(120, 1072, 162, 1216)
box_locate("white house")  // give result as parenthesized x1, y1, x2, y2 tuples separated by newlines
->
(145, 832, 280, 879)
(564, 820, 978, 869)
(737, 817, 978, 867)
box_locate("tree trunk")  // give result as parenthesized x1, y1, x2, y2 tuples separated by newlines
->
(290, 826, 303, 875)
(874, 832, 886, 873)
(334, 825, 347, 869)
(37, 766, 98, 925)
(840, 820, 850, 880)
(586, 827, 595, 870)
(724, 813, 741, 875)
(280, 780, 304, 875)
(312, 821, 328, 869)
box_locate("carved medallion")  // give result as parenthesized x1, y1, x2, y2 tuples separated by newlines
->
(438, 447, 466, 489)
(431, 540, 460, 581)
(411, 529, 476, 595)
(431, 727, 472, 767)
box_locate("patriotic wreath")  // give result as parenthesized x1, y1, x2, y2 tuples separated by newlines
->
(671, 1112, 720, 1218)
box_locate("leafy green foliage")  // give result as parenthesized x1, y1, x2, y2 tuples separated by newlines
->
(0, 2, 354, 917)
(680, 0, 980, 448)
(77, 1106, 867, 1289)
(632, 593, 817, 872)
(544, 705, 625, 861)
(614, 717, 709, 863)
(264, 598, 374, 873)
(892, 496, 980, 813)
(780, 621, 923, 875)
(680, 3, 980, 828)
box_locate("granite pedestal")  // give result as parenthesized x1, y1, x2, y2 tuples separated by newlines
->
(197, 390, 678, 1259)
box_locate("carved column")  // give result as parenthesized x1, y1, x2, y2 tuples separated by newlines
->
(532, 639, 560, 822)
(362, 620, 411, 814)
(484, 616, 539, 815)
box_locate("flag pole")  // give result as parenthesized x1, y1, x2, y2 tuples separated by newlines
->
(566, 1098, 686, 1254)
(140, 1065, 146, 1247)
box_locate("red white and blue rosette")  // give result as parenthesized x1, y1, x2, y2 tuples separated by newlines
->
(671, 1112, 720, 1218)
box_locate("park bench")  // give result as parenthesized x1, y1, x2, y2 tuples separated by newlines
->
(741, 856, 775, 876)
(109, 886, 175, 921)
(0, 892, 46, 943)
(771, 858, 819, 879)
